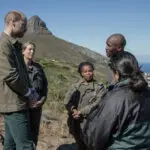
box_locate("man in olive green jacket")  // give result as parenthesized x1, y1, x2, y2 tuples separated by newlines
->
(0, 10, 39, 150)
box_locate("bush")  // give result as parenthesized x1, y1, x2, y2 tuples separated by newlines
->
(38, 58, 106, 113)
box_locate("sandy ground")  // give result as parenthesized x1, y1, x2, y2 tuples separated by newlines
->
(0, 113, 76, 150)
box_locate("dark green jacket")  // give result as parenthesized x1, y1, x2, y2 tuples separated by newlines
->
(0, 32, 30, 113)
(84, 80, 150, 150)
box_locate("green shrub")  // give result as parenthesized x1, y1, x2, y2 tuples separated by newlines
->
(38, 58, 106, 113)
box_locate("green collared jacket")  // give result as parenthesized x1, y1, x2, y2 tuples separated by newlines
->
(64, 79, 106, 117)
(0, 32, 31, 113)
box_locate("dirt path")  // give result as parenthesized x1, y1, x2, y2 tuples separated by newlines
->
(37, 118, 76, 150)
(0, 114, 76, 150)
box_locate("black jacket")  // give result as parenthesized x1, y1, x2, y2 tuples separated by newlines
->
(83, 80, 150, 150)
(27, 61, 48, 100)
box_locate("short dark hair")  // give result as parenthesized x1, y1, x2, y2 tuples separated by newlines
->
(78, 61, 94, 75)
(107, 33, 126, 48)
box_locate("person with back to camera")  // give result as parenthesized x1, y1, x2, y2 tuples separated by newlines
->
(83, 51, 150, 150)
(64, 61, 106, 150)
(22, 41, 48, 147)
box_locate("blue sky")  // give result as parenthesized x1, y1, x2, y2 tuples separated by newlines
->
(1, 0, 150, 62)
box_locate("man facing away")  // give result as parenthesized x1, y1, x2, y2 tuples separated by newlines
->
(0, 10, 40, 150)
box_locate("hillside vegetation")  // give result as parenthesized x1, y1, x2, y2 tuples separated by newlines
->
(38, 58, 106, 114)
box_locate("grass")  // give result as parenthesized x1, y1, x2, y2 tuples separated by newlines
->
(38, 58, 106, 114)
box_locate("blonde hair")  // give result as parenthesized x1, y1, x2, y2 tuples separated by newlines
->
(5, 10, 27, 25)
(22, 41, 36, 51)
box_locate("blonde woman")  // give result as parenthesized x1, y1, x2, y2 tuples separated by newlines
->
(22, 42, 48, 146)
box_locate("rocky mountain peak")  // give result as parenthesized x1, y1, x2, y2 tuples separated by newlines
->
(26, 15, 52, 35)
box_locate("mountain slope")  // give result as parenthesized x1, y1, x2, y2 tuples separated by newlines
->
(20, 15, 108, 77)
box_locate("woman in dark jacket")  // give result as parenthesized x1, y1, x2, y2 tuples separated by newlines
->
(22, 42, 48, 147)
(83, 51, 150, 150)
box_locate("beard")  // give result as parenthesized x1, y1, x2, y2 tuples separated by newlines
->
(106, 50, 119, 58)
(16, 31, 25, 38)
(12, 29, 26, 38)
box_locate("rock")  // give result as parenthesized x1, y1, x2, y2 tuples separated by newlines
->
(26, 15, 52, 35)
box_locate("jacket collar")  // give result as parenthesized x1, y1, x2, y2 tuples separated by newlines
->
(27, 60, 36, 72)
(2, 32, 17, 45)
(115, 78, 131, 88)
(75, 79, 95, 90)
(107, 79, 130, 91)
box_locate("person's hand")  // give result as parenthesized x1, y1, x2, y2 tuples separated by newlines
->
(72, 109, 78, 114)
(72, 110, 81, 119)
(71, 109, 78, 119)
(29, 96, 46, 108)
(29, 100, 37, 108)
(32, 96, 46, 108)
